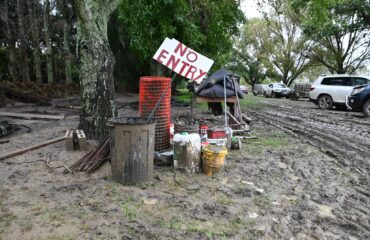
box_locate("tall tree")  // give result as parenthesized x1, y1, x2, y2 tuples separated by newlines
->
(16, 0, 31, 82)
(254, 3, 314, 86)
(76, 0, 119, 140)
(0, 0, 19, 82)
(44, 0, 54, 83)
(289, 0, 370, 74)
(27, 0, 42, 83)
(230, 18, 274, 89)
(58, 0, 73, 84)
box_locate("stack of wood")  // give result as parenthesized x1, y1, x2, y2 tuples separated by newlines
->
(67, 138, 110, 173)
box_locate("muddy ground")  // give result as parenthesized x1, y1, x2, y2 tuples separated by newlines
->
(0, 94, 369, 240)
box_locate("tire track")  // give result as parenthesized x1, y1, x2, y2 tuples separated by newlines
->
(247, 101, 370, 238)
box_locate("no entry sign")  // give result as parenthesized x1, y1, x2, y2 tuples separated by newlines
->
(153, 38, 214, 83)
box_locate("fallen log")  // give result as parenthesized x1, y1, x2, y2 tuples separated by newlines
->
(0, 136, 65, 161)
(0, 112, 65, 120)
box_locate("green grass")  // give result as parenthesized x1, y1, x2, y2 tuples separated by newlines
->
(174, 89, 266, 111)
(0, 206, 16, 235)
(239, 128, 290, 156)
(216, 196, 234, 206)
(121, 197, 138, 221)
(253, 195, 272, 209)
(240, 95, 265, 108)
(173, 89, 192, 103)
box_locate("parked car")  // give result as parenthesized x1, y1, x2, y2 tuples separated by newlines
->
(347, 84, 370, 117)
(309, 75, 370, 109)
(240, 85, 249, 94)
(252, 84, 268, 96)
(263, 83, 291, 98)
(289, 83, 312, 101)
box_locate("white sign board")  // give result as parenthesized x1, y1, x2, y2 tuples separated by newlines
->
(153, 38, 214, 83)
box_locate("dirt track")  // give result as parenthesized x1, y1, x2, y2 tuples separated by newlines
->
(0, 95, 369, 239)
(249, 97, 370, 239)
(252, 98, 370, 168)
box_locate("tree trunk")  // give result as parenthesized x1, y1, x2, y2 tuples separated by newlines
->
(77, 0, 119, 140)
(61, 0, 72, 84)
(28, 0, 42, 83)
(16, 0, 31, 82)
(44, 0, 54, 84)
(1, 0, 19, 82)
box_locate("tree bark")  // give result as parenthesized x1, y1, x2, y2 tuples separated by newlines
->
(1, 0, 19, 82)
(28, 0, 42, 83)
(77, 0, 119, 140)
(44, 0, 54, 84)
(16, 0, 31, 82)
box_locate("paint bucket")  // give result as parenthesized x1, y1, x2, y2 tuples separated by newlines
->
(202, 145, 227, 176)
(173, 132, 201, 173)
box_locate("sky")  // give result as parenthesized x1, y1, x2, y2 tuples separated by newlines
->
(241, 0, 262, 19)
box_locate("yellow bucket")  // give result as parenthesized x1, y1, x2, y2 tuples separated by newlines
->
(202, 145, 227, 176)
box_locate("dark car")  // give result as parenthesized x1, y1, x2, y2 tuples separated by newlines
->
(347, 84, 370, 117)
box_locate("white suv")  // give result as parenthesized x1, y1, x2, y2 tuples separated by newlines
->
(264, 83, 291, 98)
(309, 75, 370, 109)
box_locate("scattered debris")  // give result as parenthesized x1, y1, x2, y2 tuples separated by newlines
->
(65, 130, 75, 151)
(143, 198, 158, 205)
(154, 150, 173, 165)
(174, 113, 199, 133)
(248, 212, 259, 219)
(67, 137, 110, 173)
(65, 129, 88, 151)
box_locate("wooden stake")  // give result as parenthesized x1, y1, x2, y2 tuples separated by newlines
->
(0, 136, 65, 161)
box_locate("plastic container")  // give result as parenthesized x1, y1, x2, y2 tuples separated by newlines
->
(207, 128, 226, 139)
(202, 145, 228, 176)
(173, 133, 201, 173)
(199, 124, 208, 142)
(206, 138, 227, 146)
(225, 127, 233, 150)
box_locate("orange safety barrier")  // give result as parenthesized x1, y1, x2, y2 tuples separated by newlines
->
(139, 76, 171, 151)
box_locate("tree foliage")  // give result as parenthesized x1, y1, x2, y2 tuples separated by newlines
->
(118, 0, 245, 72)
(288, 0, 370, 74)
(243, 3, 313, 86)
(229, 18, 274, 88)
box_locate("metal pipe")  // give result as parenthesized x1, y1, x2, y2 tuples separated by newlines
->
(224, 75, 227, 128)
(147, 73, 177, 122)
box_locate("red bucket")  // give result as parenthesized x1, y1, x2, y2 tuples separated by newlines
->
(207, 128, 226, 139)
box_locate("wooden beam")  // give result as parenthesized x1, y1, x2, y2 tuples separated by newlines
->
(0, 112, 65, 120)
(227, 111, 241, 124)
(195, 96, 237, 103)
(0, 137, 65, 161)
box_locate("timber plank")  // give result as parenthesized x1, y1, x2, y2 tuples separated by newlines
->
(0, 137, 66, 161)
(0, 112, 65, 120)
